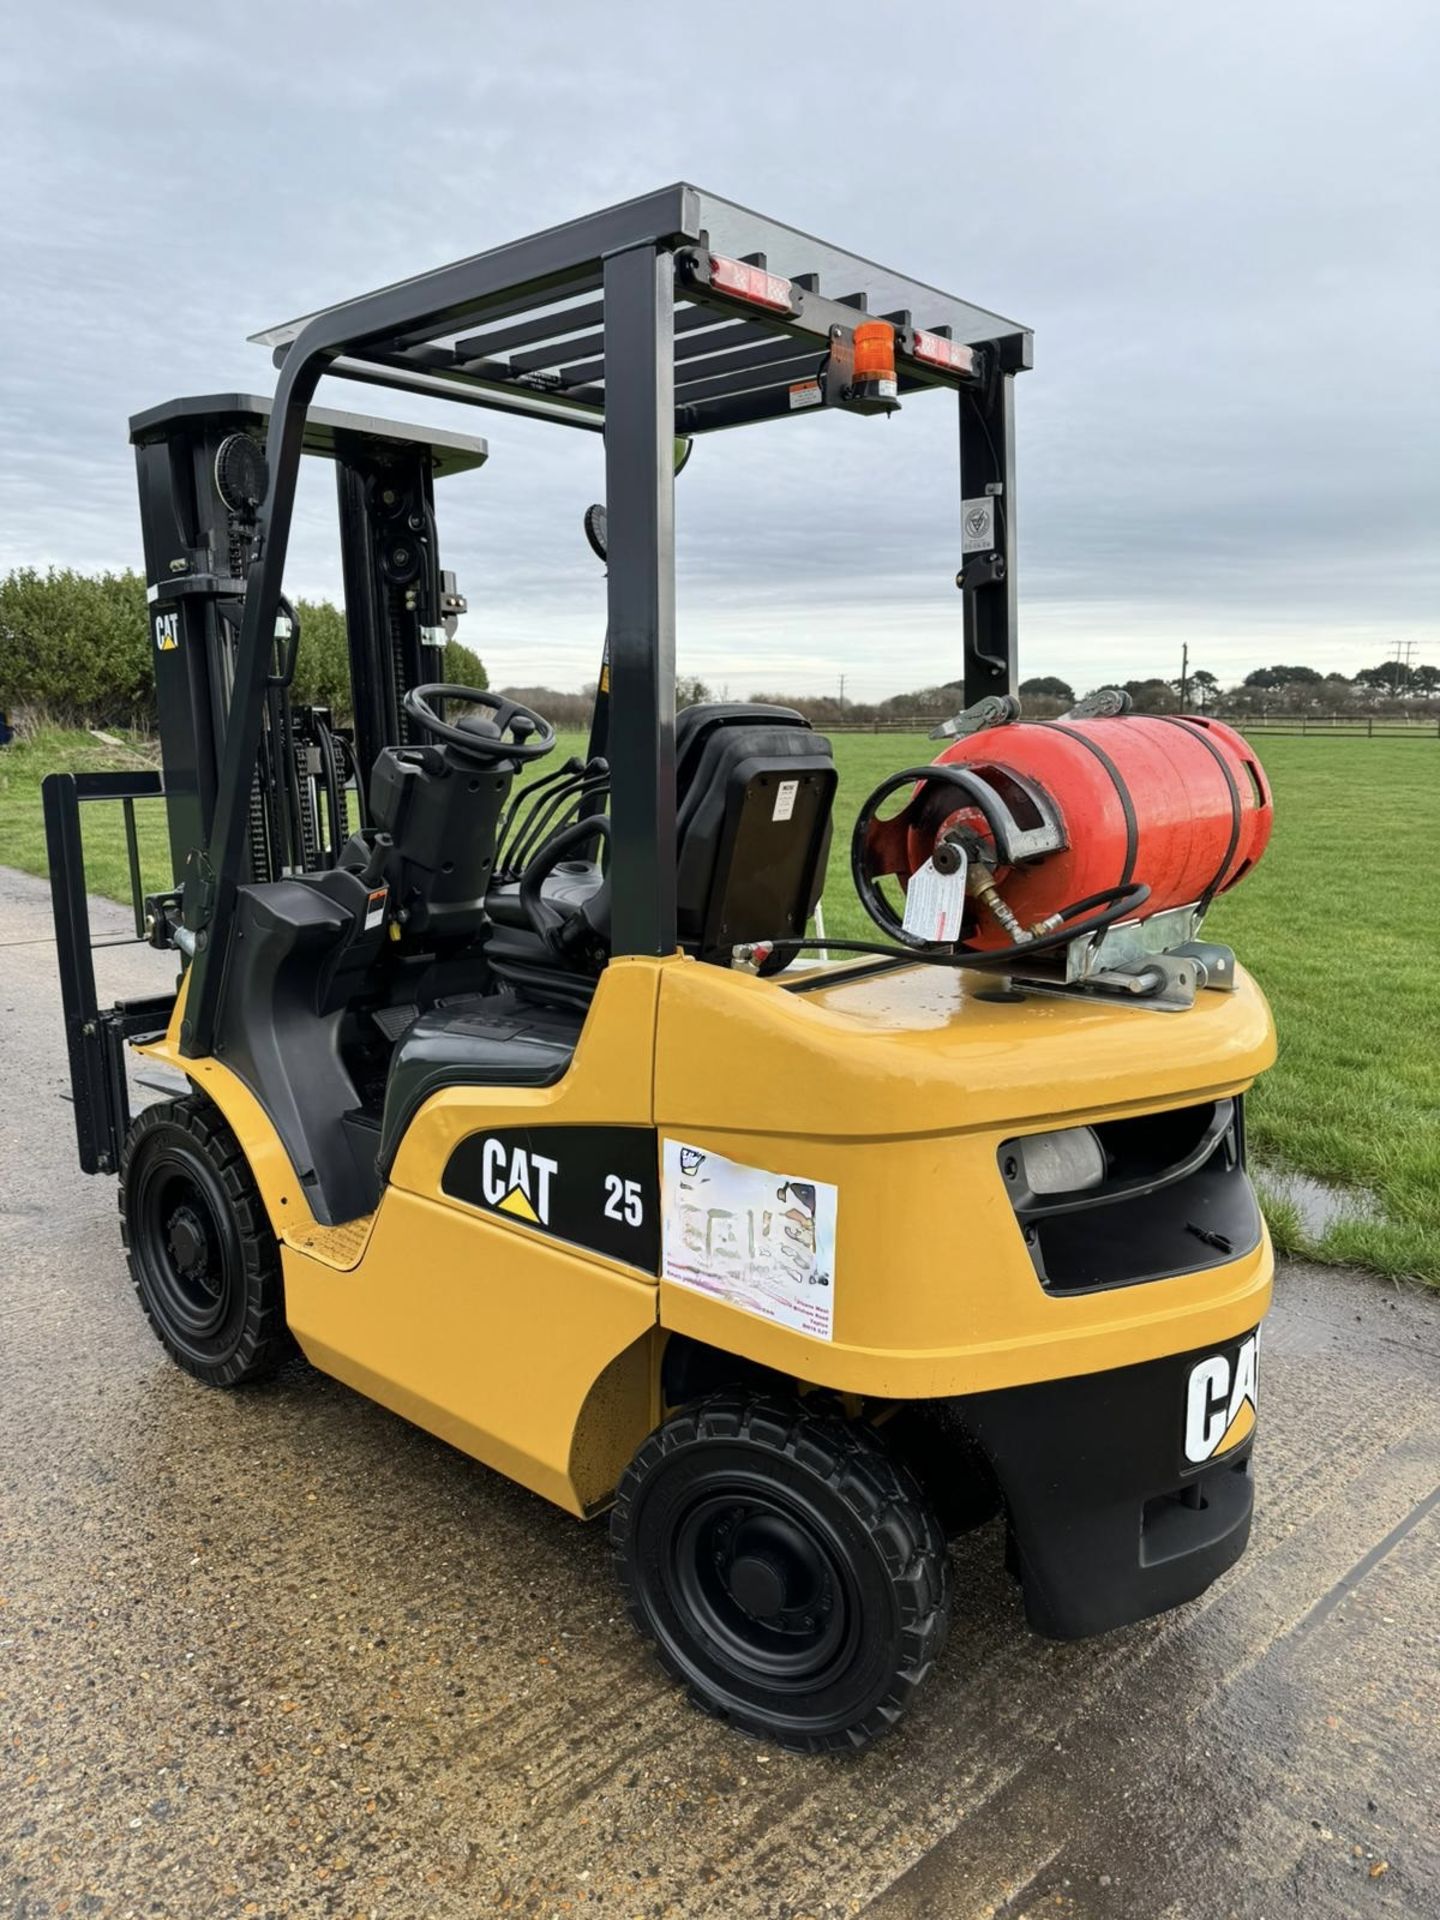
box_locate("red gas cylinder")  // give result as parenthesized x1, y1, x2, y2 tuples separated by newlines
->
(866, 714, 1272, 952)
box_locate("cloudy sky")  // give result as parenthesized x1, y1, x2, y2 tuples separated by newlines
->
(2, 1, 1435, 700)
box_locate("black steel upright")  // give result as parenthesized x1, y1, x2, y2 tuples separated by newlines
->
(333, 433, 450, 789)
(602, 245, 677, 956)
(131, 406, 258, 882)
(958, 354, 1026, 703)
(178, 355, 321, 1055)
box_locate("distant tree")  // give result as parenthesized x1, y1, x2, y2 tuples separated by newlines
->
(878, 685, 956, 716)
(1244, 663, 1322, 690)
(1186, 668, 1220, 711)
(287, 601, 487, 720)
(1121, 677, 1179, 714)
(1355, 659, 1427, 697)
(0, 566, 150, 726)
(1020, 675, 1075, 703)
(500, 684, 593, 729)
(288, 599, 350, 712)
(675, 676, 712, 709)
(442, 636, 489, 692)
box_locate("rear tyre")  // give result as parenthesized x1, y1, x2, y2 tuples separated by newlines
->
(119, 1096, 292, 1387)
(611, 1392, 950, 1752)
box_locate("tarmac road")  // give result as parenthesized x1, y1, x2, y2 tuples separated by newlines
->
(2, 867, 1437, 1920)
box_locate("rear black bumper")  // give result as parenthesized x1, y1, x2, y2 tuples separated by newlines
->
(957, 1329, 1260, 1639)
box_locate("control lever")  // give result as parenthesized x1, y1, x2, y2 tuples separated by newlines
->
(359, 834, 393, 888)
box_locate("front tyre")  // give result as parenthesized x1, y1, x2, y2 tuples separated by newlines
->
(611, 1392, 950, 1752)
(119, 1096, 291, 1387)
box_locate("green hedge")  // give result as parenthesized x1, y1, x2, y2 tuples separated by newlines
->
(0, 567, 486, 727)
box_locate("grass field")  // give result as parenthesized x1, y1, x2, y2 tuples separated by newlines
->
(3, 724, 1436, 1285)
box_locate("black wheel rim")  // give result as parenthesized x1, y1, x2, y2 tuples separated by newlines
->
(131, 1148, 241, 1352)
(653, 1469, 866, 1700)
(674, 1490, 851, 1678)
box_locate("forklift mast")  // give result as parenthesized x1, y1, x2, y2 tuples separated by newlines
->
(129, 394, 488, 887)
(42, 396, 487, 1179)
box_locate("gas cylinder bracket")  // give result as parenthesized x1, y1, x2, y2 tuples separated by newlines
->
(1006, 951, 1203, 1013)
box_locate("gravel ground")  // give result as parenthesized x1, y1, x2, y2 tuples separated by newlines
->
(2, 867, 1437, 1920)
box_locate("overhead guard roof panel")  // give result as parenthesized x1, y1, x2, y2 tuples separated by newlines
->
(249, 183, 1029, 357)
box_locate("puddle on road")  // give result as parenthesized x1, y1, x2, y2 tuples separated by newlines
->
(1256, 1165, 1381, 1236)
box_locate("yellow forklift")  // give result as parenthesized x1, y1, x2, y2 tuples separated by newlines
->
(45, 185, 1274, 1751)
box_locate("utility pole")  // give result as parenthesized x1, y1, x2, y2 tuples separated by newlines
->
(838, 673, 846, 712)
(1179, 640, 1190, 714)
(1396, 637, 1416, 696)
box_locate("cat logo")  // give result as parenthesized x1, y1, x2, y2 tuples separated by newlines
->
(154, 611, 180, 652)
(479, 1139, 558, 1226)
(1184, 1331, 1259, 1465)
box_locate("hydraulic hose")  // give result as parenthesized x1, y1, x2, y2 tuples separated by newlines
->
(770, 882, 1152, 976)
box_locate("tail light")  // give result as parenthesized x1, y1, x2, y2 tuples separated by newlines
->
(706, 253, 795, 313)
(910, 328, 976, 377)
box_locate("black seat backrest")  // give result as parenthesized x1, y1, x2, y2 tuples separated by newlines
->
(674, 702, 806, 789)
(672, 704, 836, 962)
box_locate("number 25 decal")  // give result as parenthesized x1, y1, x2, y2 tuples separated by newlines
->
(603, 1175, 645, 1227)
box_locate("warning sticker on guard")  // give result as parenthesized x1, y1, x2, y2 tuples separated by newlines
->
(789, 379, 822, 409)
(961, 496, 996, 553)
(902, 853, 968, 943)
(662, 1141, 837, 1341)
(364, 887, 388, 932)
(772, 778, 799, 822)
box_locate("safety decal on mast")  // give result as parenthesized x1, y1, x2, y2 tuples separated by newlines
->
(961, 496, 996, 553)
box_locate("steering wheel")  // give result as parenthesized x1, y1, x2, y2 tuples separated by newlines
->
(402, 684, 556, 763)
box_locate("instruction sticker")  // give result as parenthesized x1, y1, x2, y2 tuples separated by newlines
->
(364, 887, 388, 932)
(788, 379, 823, 409)
(772, 778, 799, 822)
(961, 496, 996, 554)
(902, 853, 968, 943)
(662, 1141, 837, 1341)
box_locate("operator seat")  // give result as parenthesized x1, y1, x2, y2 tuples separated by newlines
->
(482, 703, 837, 1004)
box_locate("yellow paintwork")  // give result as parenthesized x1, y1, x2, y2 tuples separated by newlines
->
(139, 949, 1275, 1516)
(140, 961, 663, 1515)
(651, 958, 1275, 1398)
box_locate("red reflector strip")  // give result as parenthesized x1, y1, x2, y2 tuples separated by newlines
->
(910, 329, 976, 376)
(708, 253, 794, 312)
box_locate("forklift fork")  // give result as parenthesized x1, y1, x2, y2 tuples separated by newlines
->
(41, 769, 177, 1174)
